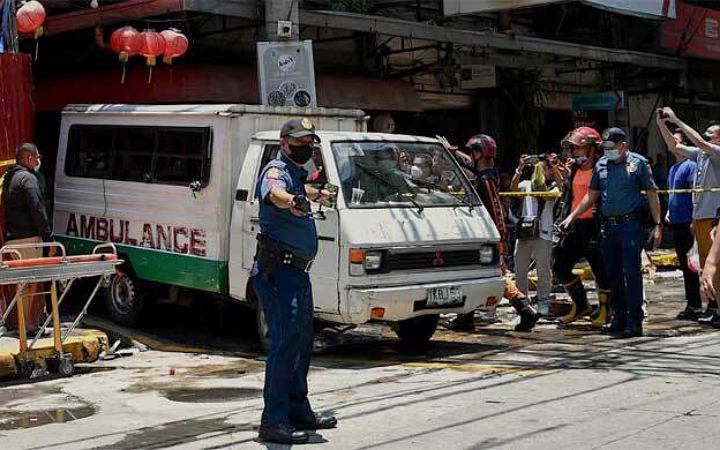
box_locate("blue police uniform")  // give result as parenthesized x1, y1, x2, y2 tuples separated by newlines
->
(590, 151, 657, 329)
(252, 150, 317, 427)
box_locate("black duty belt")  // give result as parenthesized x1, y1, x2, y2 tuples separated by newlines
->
(256, 235, 314, 272)
(602, 212, 638, 226)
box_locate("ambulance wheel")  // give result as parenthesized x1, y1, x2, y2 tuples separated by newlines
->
(255, 296, 271, 354)
(105, 271, 145, 326)
(394, 314, 439, 346)
(58, 357, 75, 377)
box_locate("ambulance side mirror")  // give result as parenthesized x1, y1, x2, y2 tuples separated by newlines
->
(189, 181, 203, 198)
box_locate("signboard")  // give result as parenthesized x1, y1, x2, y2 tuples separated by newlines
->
(444, 0, 676, 19)
(663, 1, 720, 60)
(257, 40, 317, 107)
(572, 91, 624, 111)
(460, 65, 497, 89)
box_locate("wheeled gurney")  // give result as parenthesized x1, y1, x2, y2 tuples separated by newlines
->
(0, 242, 121, 377)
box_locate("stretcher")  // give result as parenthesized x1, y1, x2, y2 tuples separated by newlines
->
(0, 242, 121, 378)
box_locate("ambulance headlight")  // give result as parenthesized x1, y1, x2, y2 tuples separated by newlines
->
(479, 245, 496, 265)
(364, 251, 383, 270)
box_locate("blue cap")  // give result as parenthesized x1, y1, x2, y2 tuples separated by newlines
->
(601, 127, 626, 149)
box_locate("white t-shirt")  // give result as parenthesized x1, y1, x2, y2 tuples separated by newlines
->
(518, 180, 557, 241)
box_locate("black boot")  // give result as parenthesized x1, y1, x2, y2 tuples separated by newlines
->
(447, 312, 475, 332)
(512, 297, 540, 332)
(602, 318, 626, 334)
(698, 303, 718, 324)
(258, 423, 310, 444)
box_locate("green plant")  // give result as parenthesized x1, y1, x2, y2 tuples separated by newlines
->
(499, 68, 549, 152)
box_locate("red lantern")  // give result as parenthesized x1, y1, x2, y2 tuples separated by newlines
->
(16, 1, 46, 60)
(110, 26, 141, 84)
(160, 28, 188, 65)
(138, 29, 165, 83)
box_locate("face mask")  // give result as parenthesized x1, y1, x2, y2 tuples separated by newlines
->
(288, 144, 313, 165)
(575, 156, 589, 166)
(33, 159, 41, 173)
(302, 158, 317, 174)
(410, 165, 424, 178)
(377, 160, 396, 172)
(605, 149, 621, 161)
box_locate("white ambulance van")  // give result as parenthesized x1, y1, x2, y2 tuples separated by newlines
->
(54, 104, 504, 347)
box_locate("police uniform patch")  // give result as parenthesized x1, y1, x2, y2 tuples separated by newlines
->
(267, 168, 283, 179)
(627, 162, 637, 173)
(301, 118, 313, 130)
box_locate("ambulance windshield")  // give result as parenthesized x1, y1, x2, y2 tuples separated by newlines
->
(331, 141, 480, 209)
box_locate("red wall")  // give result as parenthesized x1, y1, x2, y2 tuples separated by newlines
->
(0, 53, 34, 164)
(663, 1, 720, 60)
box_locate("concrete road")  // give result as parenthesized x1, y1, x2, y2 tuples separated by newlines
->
(1, 277, 719, 450)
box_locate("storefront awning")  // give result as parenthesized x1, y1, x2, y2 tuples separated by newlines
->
(35, 65, 422, 112)
(443, 0, 676, 20)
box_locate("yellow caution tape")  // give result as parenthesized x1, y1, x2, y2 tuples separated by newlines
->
(499, 191, 562, 198)
(0, 159, 16, 168)
(500, 187, 720, 197)
(655, 187, 720, 195)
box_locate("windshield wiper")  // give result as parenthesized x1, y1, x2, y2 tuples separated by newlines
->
(410, 177, 446, 191)
(457, 195, 475, 214)
(390, 192, 424, 213)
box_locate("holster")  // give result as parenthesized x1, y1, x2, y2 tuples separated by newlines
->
(255, 235, 313, 275)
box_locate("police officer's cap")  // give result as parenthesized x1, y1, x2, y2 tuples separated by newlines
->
(281, 118, 321, 142)
(601, 127, 626, 149)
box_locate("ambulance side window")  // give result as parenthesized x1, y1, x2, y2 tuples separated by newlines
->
(66, 125, 212, 187)
(255, 144, 281, 199)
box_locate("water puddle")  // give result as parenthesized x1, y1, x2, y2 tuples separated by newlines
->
(0, 405, 96, 430)
(160, 387, 262, 403)
(183, 361, 264, 378)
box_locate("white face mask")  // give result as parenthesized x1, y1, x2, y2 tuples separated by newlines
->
(33, 159, 41, 173)
(410, 165, 424, 178)
(302, 158, 317, 174)
(605, 149, 621, 161)
(575, 156, 589, 165)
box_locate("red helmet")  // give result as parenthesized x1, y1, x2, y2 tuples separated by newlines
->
(561, 127, 601, 149)
(465, 134, 497, 158)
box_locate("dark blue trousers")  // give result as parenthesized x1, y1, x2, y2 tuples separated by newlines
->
(252, 261, 314, 426)
(600, 220, 645, 327)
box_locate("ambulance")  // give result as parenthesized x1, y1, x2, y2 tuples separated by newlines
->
(54, 104, 504, 348)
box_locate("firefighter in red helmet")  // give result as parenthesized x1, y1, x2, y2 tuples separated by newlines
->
(554, 127, 612, 326)
(438, 134, 540, 332)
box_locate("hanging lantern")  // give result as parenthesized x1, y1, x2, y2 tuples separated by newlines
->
(110, 26, 141, 84)
(138, 29, 165, 83)
(16, 0, 46, 60)
(160, 28, 188, 65)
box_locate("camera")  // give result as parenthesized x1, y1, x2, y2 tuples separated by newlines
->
(525, 153, 547, 165)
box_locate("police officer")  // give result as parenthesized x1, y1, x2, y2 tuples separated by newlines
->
(561, 128, 662, 338)
(253, 118, 337, 444)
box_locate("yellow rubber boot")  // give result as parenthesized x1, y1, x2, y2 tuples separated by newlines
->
(560, 277, 592, 324)
(592, 289, 612, 328)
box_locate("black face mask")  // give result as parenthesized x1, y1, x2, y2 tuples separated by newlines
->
(288, 144, 313, 165)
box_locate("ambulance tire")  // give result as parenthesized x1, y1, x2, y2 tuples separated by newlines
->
(105, 271, 146, 327)
(394, 314, 439, 346)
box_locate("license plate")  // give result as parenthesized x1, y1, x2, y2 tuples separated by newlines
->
(426, 286, 463, 307)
